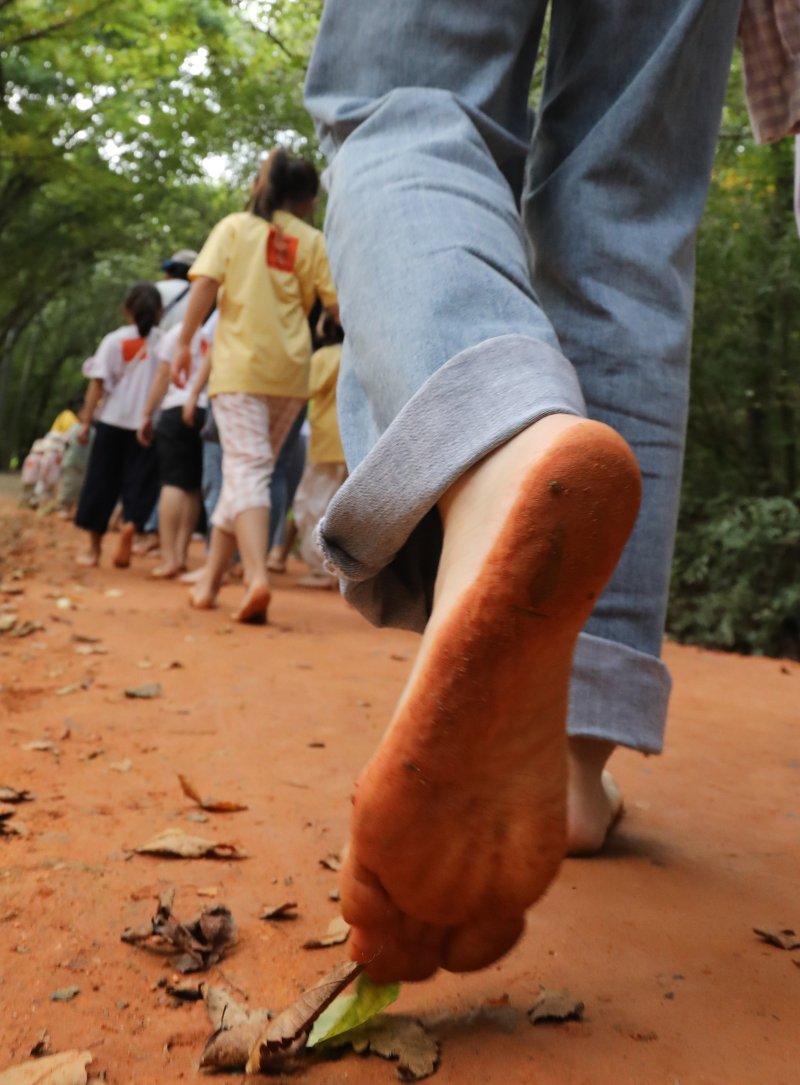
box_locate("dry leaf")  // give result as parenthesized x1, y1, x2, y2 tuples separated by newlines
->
(104, 588, 123, 598)
(202, 983, 257, 1031)
(71, 633, 100, 644)
(528, 989, 585, 1024)
(54, 685, 80, 697)
(199, 985, 272, 1072)
(303, 915, 351, 949)
(55, 598, 74, 611)
(753, 927, 800, 950)
(319, 853, 342, 872)
(166, 980, 203, 1001)
(0, 1050, 92, 1085)
(246, 959, 363, 1073)
(260, 902, 298, 921)
(74, 645, 107, 656)
(178, 774, 248, 813)
(0, 809, 22, 836)
(121, 887, 237, 972)
(124, 683, 162, 699)
(0, 787, 34, 803)
(109, 759, 132, 773)
(50, 987, 80, 1002)
(12, 621, 44, 638)
(0, 615, 16, 633)
(29, 1030, 51, 1058)
(135, 827, 246, 860)
(338, 1015, 440, 1081)
(0, 583, 24, 595)
(21, 740, 59, 754)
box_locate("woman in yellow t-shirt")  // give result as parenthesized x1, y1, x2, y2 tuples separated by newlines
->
(171, 150, 339, 623)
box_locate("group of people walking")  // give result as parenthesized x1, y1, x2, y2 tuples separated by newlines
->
(69, 149, 344, 623)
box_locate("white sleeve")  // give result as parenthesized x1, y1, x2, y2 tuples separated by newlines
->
(154, 325, 180, 366)
(85, 331, 119, 383)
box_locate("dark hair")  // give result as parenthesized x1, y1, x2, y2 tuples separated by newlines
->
(249, 148, 319, 222)
(124, 281, 163, 337)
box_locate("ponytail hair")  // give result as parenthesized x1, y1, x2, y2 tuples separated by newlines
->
(249, 148, 319, 222)
(124, 281, 163, 337)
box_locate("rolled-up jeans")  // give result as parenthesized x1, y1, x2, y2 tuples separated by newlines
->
(305, 0, 742, 754)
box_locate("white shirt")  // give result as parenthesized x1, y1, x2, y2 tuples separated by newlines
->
(88, 325, 162, 431)
(156, 324, 209, 412)
(156, 279, 192, 332)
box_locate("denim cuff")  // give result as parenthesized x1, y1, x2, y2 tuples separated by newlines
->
(317, 332, 586, 631)
(567, 631, 672, 754)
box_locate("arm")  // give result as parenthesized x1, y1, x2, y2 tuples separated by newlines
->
(78, 379, 104, 445)
(171, 276, 219, 387)
(137, 363, 171, 446)
(182, 348, 213, 428)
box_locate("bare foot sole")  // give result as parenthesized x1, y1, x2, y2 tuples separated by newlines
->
(75, 552, 99, 568)
(232, 581, 270, 625)
(340, 419, 641, 983)
(112, 523, 135, 568)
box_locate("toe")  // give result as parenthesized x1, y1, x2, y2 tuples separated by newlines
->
(442, 913, 525, 973)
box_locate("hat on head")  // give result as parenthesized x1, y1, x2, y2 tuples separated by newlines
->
(161, 248, 198, 274)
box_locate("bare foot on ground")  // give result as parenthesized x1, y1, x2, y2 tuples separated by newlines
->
(150, 563, 185, 580)
(566, 737, 625, 855)
(232, 579, 270, 624)
(340, 416, 641, 983)
(112, 523, 135, 568)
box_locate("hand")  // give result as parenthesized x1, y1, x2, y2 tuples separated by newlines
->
(137, 416, 154, 447)
(171, 343, 192, 388)
(77, 422, 91, 446)
(182, 397, 197, 428)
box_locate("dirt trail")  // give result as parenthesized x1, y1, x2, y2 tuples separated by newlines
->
(0, 496, 797, 1084)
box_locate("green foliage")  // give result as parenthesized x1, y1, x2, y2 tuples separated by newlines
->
(667, 51, 800, 659)
(0, 0, 322, 461)
(668, 495, 800, 658)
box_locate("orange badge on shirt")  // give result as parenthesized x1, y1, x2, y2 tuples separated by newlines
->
(121, 337, 147, 364)
(266, 228, 299, 273)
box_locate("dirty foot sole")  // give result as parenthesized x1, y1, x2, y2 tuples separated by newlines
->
(233, 582, 270, 625)
(341, 421, 641, 981)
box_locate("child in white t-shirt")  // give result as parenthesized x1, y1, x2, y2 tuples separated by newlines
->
(74, 282, 163, 568)
(137, 311, 216, 577)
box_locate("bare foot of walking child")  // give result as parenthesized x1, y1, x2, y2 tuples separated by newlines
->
(340, 416, 641, 982)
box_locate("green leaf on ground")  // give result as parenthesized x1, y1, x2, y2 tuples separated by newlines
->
(308, 974, 401, 1048)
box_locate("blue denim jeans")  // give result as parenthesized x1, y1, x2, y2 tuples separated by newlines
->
(305, 0, 742, 753)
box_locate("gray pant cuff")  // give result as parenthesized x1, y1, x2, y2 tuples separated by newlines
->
(317, 333, 586, 631)
(567, 632, 671, 754)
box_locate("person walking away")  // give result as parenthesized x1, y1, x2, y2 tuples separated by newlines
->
(172, 148, 339, 624)
(137, 312, 213, 578)
(74, 282, 163, 568)
(293, 314, 347, 588)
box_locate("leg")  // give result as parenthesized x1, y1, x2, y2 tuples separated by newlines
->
(198, 394, 274, 621)
(307, 0, 741, 979)
(524, 0, 741, 849)
(295, 462, 346, 582)
(74, 423, 126, 565)
(154, 485, 186, 576)
(118, 434, 160, 568)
